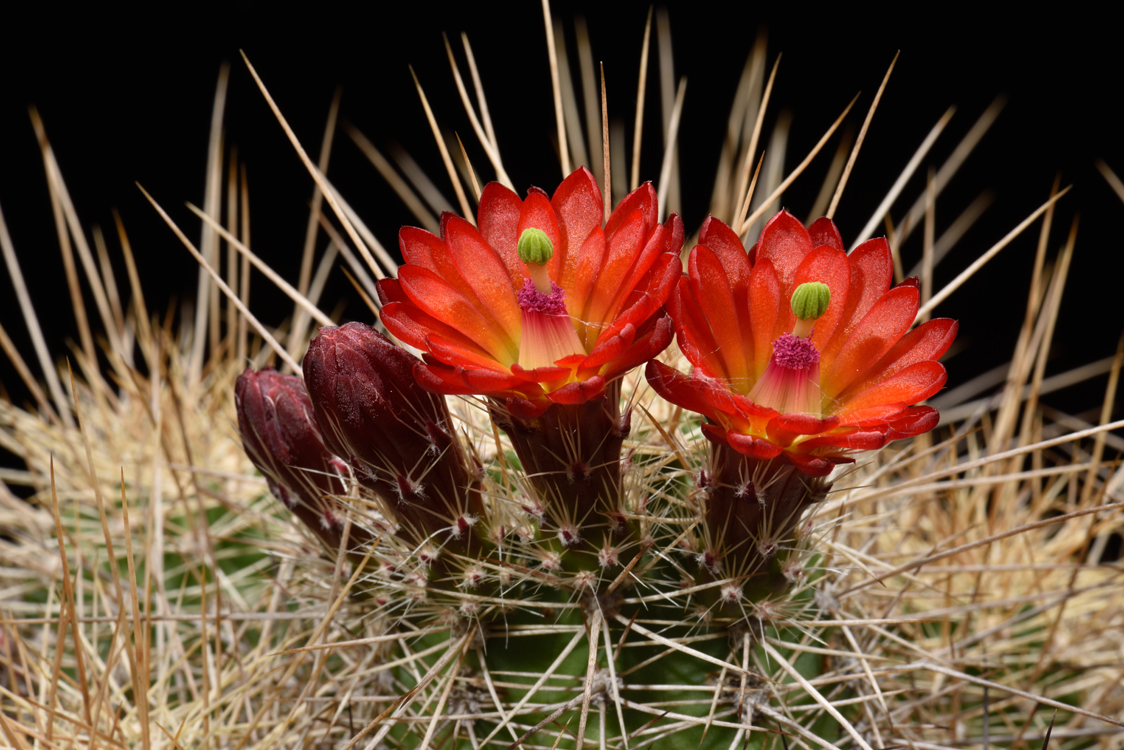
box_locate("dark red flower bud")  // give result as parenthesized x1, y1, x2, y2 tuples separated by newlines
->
(302, 322, 484, 552)
(235, 368, 375, 557)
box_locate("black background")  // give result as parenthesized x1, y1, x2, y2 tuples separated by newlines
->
(2, 2, 1121, 423)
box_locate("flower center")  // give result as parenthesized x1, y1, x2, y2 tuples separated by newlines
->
(516, 228, 584, 371)
(748, 333, 822, 416)
(746, 282, 832, 415)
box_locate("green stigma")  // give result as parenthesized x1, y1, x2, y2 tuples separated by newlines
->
(518, 228, 553, 266)
(791, 282, 831, 321)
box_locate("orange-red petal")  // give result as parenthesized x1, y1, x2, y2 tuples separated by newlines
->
(825, 285, 920, 398)
(755, 210, 814, 298)
(689, 243, 747, 383)
(785, 452, 847, 477)
(601, 317, 673, 380)
(505, 394, 552, 420)
(509, 362, 571, 383)
(583, 323, 635, 368)
(793, 245, 850, 350)
(807, 216, 844, 252)
(598, 222, 667, 327)
(568, 225, 607, 349)
(840, 360, 947, 415)
(884, 405, 940, 440)
(836, 402, 909, 427)
(698, 215, 752, 290)
(586, 208, 645, 331)
(380, 295, 495, 363)
(766, 413, 841, 448)
(798, 428, 889, 452)
(415, 361, 525, 395)
(748, 258, 781, 380)
(549, 375, 607, 404)
(476, 181, 525, 291)
(398, 265, 514, 362)
(605, 182, 657, 241)
(669, 275, 720, 374)
(819, 236, 893, 373)
(518, 189, 563, 284)
(728, 431, 785, 459)
(646, 359, 716, 419)
(426, 333, 514, 375)
(551, 167, 603, 281)
(605, 252, 681, 342)
(838, 318, 958, 401)
(444, 216, 522, 344)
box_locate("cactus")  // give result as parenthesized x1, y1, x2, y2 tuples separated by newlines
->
(3, 8, 1124, 750)
(233, 176, 962, 746)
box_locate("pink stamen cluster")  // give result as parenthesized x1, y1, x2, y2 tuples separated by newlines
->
(771, 333, 820, 370)
(517, 278, 567, 315)
(748, 334, 824, 416)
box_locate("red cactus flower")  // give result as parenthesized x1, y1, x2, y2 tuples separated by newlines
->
(377, 166, 683, 418)
(647, 210, 957, 478)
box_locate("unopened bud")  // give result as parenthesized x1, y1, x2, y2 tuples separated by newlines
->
(303, 322, 484, 550)
(235, 368, 370, 556)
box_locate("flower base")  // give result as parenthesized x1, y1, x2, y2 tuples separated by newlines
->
(489, 380, 635, 569)
(693, 438, 830, 616)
